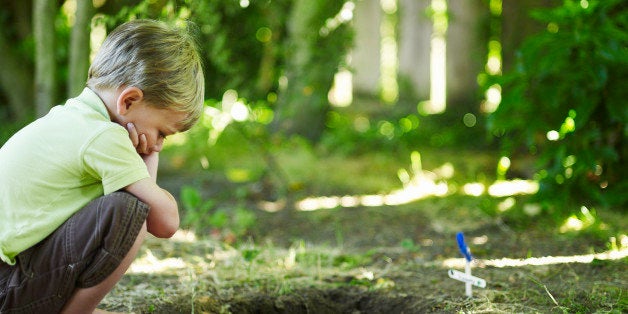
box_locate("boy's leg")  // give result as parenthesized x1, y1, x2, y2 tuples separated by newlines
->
(0, 191, 149, 313)
(61, 222, 146, 314)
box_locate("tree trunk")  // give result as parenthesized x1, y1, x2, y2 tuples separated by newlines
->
(0, 1, 34, 122)
(256, 4, 282, 96)
(0, 31, 33, 122)
(33, 0, 57, 117)
(446, 0, 488, 108)
(272, 0, 352, 142)
(68, 0, 93, 97)
(501, 0, 559, 73)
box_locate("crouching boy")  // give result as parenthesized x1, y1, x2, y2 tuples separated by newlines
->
(0, 19, 204, 313)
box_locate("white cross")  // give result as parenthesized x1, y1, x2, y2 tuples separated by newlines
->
(448, 265, 486, 297)
(448, 232, 487, 297)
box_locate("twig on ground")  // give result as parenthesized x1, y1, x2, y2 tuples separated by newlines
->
(525, 273, 559, 307)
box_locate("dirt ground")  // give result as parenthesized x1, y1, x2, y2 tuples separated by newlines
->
(101, 192, 627, 313)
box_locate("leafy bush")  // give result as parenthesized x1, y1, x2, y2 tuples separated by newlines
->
(487, 0, 628, 212)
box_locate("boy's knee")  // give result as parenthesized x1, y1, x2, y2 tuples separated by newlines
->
(97, 191, 149, 234)
(103, 191, 149, 213)
(75, 192, 149, 287)
(94, 191, 149, 251)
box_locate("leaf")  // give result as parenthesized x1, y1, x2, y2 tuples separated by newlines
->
(242, 249, 261, 262)
(208, 210, 229, 229)
(180, 185, 201, 211)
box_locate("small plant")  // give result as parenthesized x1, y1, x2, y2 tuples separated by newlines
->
(180, 185, 257, 242)
(242, 248, 261, 263)
(233, 206, 257, 238)
(180, 185, 216, 231)
(332, 253, 372, 269)
(400, 238, 420, 253)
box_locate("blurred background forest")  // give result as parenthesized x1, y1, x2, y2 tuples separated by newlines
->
(0, 0, 626, 238)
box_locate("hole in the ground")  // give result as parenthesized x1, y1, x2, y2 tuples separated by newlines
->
(186, 288, 442, 313)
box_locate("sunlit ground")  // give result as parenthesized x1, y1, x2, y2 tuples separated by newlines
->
(442, 242, 628, 269)
(249, 151, 538, 213)
(127, 231, 628, 304)
(128, 176, 627, 284)
(157, 146, 624, 271)
(292, 179, 538, 211)
(129, 230, 627, 276)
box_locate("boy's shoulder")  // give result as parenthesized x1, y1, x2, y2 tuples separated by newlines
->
(3, 88, 126, 160)
(64, 88, 113, 122)
(33, 92, 117, 142)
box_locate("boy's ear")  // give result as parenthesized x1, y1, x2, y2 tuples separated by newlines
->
(116, 86, 144, 115)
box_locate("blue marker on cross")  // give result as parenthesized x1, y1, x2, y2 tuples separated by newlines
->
(447, 232, 486, 297)
(457, 232, 473, 262)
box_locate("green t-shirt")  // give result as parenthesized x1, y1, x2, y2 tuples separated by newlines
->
(0, 88, 150, 265)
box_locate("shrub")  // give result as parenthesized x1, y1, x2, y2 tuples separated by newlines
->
(488, 0, 627, 212)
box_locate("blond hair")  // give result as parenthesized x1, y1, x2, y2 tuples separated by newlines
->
(87, 19, 205, 131)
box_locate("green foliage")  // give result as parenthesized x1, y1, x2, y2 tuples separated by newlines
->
(321, 110, 418, 155)
(180, 185, 217, 230)
(487, 0, 628, 212)
(187, 0, 292, 99)
(0, 120, 28, 147)
(242, 248, 261, 262)
(89, 0, 292, 101)
(400, 238, 420, 253)
(273, 0, 354, 140)
(180, 185, 257, 242)
(321, 99, 491, 156)
(332, 253, 371, 269)
(233, 206, 257, 237)
(207, 210, 229, 229)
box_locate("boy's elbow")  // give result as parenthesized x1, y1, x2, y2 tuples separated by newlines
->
(164, 219, 180, 238)
(153, 229, 178, 239)
(147, 207, 180, 238)
(149, 219, 179, 238)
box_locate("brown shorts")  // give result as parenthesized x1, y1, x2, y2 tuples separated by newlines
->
(0, 191, 149, 313)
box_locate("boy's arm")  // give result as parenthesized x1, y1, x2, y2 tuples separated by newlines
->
(124, 127, 179, 238)
(125, 170, 180, 238)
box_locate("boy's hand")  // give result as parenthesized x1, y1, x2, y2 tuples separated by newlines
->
(126, 122, 159, 179)
(126, 123, 149, 155)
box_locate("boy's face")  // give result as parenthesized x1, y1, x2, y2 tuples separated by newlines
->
(111, 86, 186, 155)
(119, 101, 186, 154)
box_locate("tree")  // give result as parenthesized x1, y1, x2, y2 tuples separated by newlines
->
(2, 0, 351, 145)
(68, 0, 93, 97)
(33, 0, 57, 117)
(501, 0, 559, 73)
(0, 1, 34, 122)
(271, 0, 353, 142)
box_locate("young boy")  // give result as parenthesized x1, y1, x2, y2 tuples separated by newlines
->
(0, 19, 204, 313)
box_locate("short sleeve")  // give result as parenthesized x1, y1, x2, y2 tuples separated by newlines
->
(83, 127, 150, 195)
